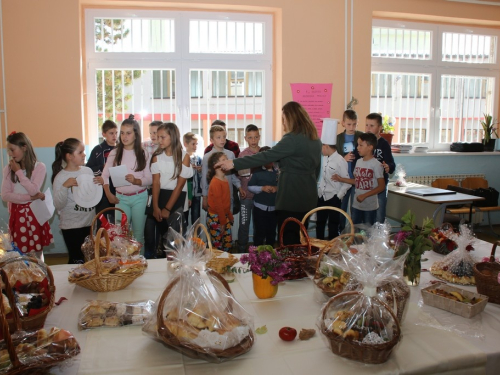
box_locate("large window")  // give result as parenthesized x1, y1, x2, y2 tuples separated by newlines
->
(85, 9, 273, 149)
(371, 20, 500, 149)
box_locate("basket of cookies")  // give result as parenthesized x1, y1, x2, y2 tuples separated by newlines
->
(430, 224, 477, 285)
(318, 237, 404, 364)
(276, 217, 319, 280)
(0, 293, 80, 375)
(69, 228, 147, 292)
(143, 224, 254, 363)
(319, 291, 401, 364)
(0, 255, 55, 333)
(81, 207, 141, 262)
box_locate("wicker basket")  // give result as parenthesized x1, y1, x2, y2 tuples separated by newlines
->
(301, 206, 354, 251)
(473, 241, 500, 305)
(0, 287, 80, 374)
(313, 233, 364, 298)
(0, 256, 55, 333)
(70, 228, 147, 292)
(193, 224, 238, 274)
(81, 207, 129, 262)
(276, 217, 319, 280)
(320, 291, 401, 364)
(156, 269, 254, 362)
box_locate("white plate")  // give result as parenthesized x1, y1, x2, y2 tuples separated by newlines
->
(73, 174, 103, 208)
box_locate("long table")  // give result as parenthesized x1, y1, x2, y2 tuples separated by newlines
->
(46, 241, 500, 375)
(387, 182, 484, 226)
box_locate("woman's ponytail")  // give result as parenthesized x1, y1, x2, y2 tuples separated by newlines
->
(51, 139, 81, 184)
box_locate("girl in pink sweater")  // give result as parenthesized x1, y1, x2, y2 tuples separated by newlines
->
(1, 132, 53, 259)
(102, 115, 152, 248)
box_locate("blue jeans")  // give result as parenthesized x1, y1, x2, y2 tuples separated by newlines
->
(351, 207, 377, 226)
(376, 183, 389, 224)
(189, 196, 201, 225)
(115, 190, 148, 252)
(339, 186, 355, 232)
(238, 198, 254, 251)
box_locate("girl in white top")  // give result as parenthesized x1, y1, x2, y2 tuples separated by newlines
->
(151, 123, 193, 239)
(102, 115, 152, 248)
(1, 132, 53, 259)
(52, 138, 102, 263)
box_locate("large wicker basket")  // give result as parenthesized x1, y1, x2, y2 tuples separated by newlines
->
(70, 228, 146, 292)
(301, 206, 354, 251)
(320, 291, 401, 364)
(81, 207, 129, 262)
(0, 285, 80, 374)
(156, 269, 254, 362)
(473, 241, 500, 305)
(276, 217, 319, 280)
(0, 256, 55, 333)
(193, 224, 238, 274)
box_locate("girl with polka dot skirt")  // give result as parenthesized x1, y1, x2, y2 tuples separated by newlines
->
(52, 138, 102, 264)
(102, 115, 152, 250)
(1, 132, 54, 260)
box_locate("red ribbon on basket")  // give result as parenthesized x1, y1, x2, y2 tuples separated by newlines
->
(99, 212, 128, 240)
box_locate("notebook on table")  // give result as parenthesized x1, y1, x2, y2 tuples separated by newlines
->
(405, 188, 457, 197)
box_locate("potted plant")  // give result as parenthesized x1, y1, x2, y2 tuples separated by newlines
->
(393, 210, 434, 286)
(240, 245, 291, 299)
(380, 115, 395, 145)
(480, 113, 498, 151)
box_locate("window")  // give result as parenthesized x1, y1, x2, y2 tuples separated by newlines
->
(85, 9, 272, 148)
(371, 20, 500, 149)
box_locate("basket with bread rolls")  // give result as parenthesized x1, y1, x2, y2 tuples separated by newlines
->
(143, 224, 254, 363)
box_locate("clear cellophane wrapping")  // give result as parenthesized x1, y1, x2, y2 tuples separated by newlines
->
(143, 220, 254, 363)
(430, 224, 477, 285)
(78, 300, 154, 330)
(318, 225, 405, 363)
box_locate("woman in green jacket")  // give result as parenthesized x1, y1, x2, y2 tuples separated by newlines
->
(217, 101, 322, 245)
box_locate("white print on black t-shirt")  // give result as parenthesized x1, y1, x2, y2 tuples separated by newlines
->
(374, 149, 383, 161)
(355, 167, 374, 190)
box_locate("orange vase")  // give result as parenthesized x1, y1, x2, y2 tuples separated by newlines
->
(252, 273, 278, 299)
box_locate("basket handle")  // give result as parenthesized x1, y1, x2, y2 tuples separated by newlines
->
(279, 217, 312, 255)
(313, 233, 362, 276)
(89, 207, 128, 240)
(193, 223, 213, 253)
(488, 241, 500, 262)
(300, 206, 355, 244)
(320, 290, 401, 337)
(94, 228, 111, 276)
(0, 269, 21, 369)
(156, 270, 232, 335)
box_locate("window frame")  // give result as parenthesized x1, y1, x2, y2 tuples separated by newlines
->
(84, 8, 273, 148)
(371, 19, 500, 151)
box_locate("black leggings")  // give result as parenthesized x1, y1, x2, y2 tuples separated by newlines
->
(61, 226, 90, 264)
(276, 210, 308, 246)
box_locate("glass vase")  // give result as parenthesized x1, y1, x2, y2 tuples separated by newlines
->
(403, 254, 421, 286)
(252, 273, 278, 299)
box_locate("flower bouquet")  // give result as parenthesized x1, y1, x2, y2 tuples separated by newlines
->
(393, 210, 434, 286)
(240, 245, 291, 299)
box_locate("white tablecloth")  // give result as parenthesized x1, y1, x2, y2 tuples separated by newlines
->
(46, 239, 500, 375)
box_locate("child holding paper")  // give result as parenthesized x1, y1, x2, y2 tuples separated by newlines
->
(1, 131, 54, 259)
(102, 115, 152, 249)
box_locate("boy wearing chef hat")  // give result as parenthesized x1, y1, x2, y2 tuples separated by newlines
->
(316, 120, 351, 240)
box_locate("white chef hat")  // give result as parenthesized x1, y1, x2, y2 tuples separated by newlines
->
(321, 118, 339, 145)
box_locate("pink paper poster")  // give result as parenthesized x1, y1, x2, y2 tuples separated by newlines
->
(290, 83, 333, 137)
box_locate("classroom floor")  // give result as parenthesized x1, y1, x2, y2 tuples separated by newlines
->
(44, 224, 500, 266)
